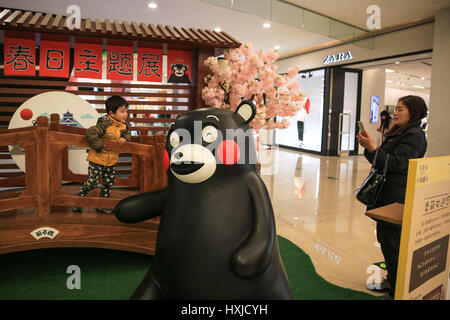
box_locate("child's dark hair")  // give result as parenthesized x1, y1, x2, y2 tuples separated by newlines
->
(106, 96, 129, 114)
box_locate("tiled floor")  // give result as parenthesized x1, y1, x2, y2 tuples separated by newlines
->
(260, 147, 385, 296)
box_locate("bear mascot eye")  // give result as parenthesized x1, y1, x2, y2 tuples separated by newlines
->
(202, 125, 218, 143)
(169, 131, 180, 147)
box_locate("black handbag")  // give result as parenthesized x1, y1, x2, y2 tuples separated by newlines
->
(356, 149, 390, 206)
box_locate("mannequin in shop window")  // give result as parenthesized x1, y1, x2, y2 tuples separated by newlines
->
(357, 95, 427, 300)
(296, 98, 310, 147)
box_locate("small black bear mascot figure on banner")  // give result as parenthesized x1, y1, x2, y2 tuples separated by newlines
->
(114, 100, 292, 299)
(167, 64, 191, 84)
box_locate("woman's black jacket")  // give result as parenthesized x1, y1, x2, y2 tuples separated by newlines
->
(364, 121, 427, 211)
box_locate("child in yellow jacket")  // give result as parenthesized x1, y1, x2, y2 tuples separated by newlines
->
(73, 95, 131, 213)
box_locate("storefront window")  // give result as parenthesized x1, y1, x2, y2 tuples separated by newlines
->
(274, 69, 325, 152)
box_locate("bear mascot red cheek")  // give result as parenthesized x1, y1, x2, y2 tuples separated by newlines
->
(163, 150, 170, 171)
(114, 100, 292, 300)
(217, 140, 240, 165)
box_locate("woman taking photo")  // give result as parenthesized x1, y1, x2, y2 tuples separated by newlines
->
(377, 110, 394, 144)
(357, 95, 428, 299)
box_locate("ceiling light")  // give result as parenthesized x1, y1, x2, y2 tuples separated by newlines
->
(421, 77, 425, 80)
(214, 27, 222, 32)
(263, 22, 271, 28)
(148, 2, 158, 9)
(274, 45, 281, 50)
(395, 61, 400, 64)
(413, 85, 425, 89)
(385, 69, 394, 73)
(386, 80, 393, 83)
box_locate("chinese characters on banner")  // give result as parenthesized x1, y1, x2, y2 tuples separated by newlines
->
(137, 47, 163, 82)
(3, 32, 191, 84)
(107, 45, 134, 80)
(39, 35, 71, 77)
(167, 49, 192, 84)
(74, 38, 103, 79)
(4, 32, 36, 76)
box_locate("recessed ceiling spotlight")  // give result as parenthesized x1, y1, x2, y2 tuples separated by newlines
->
(148, 2, 158, 9)
(386, 80, 393, 83)
(274, 45, 281, 50)
(263, 22, 271, 28)
(395, 61, 400, 64)
(421, 77, 425, 80)
(385, 69, 394, 73)
(214, 27, 222, 32)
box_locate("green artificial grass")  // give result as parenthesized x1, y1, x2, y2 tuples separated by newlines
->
(277, 236, 378, 300)
(0, 236, 379, 300)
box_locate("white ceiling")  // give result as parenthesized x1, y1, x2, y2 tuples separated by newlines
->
(1, 0, 448, 55)
(284, 0, 450, 30)
(350, 52, 433, 92)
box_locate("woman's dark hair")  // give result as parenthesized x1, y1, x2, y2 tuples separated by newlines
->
(106, 95, 129, 114)
(398, 95, 428, 123)
(379, 110, 391, 130)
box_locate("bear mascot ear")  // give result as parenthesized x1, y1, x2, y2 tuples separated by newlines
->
(235, 100, 256, 124)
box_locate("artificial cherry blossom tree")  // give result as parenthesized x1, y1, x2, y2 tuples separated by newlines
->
(201, 43, 305, 131)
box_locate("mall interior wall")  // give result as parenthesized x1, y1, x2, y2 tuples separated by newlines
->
(277, 21, 436, 156)
(358, 69, 386, 154)
(427, 6, 450, 157)
(277, 23, 434, 73)
(384, 87, 430, 107)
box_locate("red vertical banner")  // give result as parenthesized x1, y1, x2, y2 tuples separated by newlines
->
(74, 37, 103, 79)
(107, 44, 134, 80)
(39, 35, 71, 77)
(167, 49, 192, 84)
(137, 46, 163, 82)
(4, 31, 36, 76)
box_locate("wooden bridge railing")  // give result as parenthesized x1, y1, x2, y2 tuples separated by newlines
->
(0, 114, 168, 214)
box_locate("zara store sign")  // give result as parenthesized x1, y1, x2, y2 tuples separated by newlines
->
(323, 51, 353, 65)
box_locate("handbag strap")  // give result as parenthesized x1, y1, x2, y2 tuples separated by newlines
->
(370, 148, 379, 170)
(371, 148, 390, 175)
(382, 153, 390, 175)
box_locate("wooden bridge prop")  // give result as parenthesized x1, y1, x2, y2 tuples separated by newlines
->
(0, 114, 167, 255)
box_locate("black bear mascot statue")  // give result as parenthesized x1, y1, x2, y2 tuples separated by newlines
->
(114, 100, 292, 299)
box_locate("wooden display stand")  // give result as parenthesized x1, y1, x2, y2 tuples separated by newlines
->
(0, 115, 167, 255)
(365, 203, 404, 225)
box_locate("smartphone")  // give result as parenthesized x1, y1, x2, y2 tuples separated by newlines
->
(357, 121, 366, 134)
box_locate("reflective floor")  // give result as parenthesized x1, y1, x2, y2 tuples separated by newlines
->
(260, 147, 385, 296)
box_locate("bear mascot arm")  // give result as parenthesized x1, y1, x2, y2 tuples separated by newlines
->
(232, 171, 276, 278)
(230, 101, 276, 279)
(114, 187, 167, 223)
